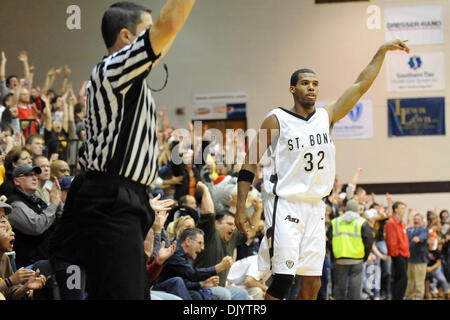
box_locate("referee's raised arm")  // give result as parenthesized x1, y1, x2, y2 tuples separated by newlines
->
(103, 0, 196, 89)
(150, 0, 196, 57)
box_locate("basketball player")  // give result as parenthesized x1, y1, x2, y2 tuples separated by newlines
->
(235, 39, 410, 300)
(49, 1, 195, 299)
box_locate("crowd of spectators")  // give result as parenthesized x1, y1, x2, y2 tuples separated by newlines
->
(0, 50, 449, 300)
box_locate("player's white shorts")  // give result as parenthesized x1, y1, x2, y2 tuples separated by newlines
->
(258, 193, 326, 276)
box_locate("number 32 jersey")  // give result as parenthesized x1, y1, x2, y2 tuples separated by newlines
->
(262, 107, 336, 202)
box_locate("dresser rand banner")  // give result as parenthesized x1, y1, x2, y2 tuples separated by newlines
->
(387, 52, 445, 92)
(388, 97, 445, 137)
(384, 6, 444, 45)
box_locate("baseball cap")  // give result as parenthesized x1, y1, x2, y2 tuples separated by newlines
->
(59, 176, 74, 190)
(0, 201, 12, 215)
(158, 165, 173, 180)
(345, 199, 363, 214)
(12, 164, 42, 178)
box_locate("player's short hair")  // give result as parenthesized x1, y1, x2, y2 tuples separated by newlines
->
(290, 68, 316, 86)
(101, 1, 152, 49)
(178, 227, 204, 244)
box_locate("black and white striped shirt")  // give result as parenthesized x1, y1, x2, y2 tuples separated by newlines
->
(79, 29, 160, 186)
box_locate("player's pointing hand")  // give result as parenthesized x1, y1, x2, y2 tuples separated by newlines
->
(383, 39, 410, 54)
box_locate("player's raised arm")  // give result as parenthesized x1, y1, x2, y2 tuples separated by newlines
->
(235, 115, 279, 234)
(150, 0, 196, 59)
(324, 39, 410, 128)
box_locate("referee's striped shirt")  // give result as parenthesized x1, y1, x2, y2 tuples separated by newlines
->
(79, 29, 160, 186)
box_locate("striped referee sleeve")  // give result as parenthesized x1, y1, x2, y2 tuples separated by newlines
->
(106, 29, 160, 90)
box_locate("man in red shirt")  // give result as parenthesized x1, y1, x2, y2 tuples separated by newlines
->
(385, 201, 410, 300)
(16, 87, 39, 137)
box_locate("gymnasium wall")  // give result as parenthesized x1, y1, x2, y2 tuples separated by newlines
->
(0, 0, 448, 214)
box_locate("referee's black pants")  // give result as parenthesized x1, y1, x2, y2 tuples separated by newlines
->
(50, 171, 154, 300)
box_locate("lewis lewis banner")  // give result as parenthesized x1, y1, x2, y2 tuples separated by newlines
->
(388, 97, 445, 137)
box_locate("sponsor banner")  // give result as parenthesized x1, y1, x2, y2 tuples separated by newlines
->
(384, 6, 444, 45)
(387, 52, 445, 92)
(192, 91, 248, 120)
(227, 103, 246, 119)
(192, 104, 226, 120)
(316, 100, 373, 140)
(388, 97, 445, 137)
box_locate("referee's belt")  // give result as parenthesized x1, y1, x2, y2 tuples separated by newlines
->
(86, 171, 150, 194)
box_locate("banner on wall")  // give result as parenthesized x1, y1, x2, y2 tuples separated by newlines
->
(227, 103, 247, 119)
(388, 97, 445, 137)
(316, 100, 373, 140)
(192, 91, 248, 120)
(387, 52, 445, 92)
(384, 6, 444, 45)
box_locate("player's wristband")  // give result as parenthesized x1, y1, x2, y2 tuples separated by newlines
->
(5, 277, 13, 287)
(237, 169, 255, 184)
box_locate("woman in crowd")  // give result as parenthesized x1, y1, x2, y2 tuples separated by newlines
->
(167, 215, 196, 242)
(0, 146, 32, 197)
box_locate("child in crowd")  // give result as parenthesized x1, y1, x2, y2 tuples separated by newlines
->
(0, 218, 46, 299)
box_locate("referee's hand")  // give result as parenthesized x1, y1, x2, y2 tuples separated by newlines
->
(149, 194, 174, 212)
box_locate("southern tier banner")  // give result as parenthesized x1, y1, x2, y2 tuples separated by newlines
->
(386, 52, 445, 92)
(388, 97, 445, 137)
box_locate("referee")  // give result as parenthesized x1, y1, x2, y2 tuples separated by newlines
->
(49, 1, 196, 300)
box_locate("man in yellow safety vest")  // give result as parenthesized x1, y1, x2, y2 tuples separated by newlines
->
(328, 199, 374, 300)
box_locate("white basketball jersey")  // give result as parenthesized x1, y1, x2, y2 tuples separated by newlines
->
(262, 107, 336, 201)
